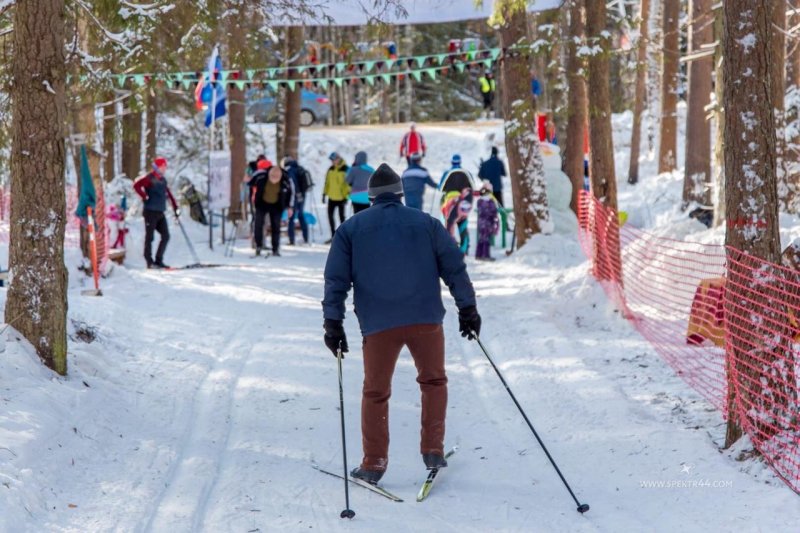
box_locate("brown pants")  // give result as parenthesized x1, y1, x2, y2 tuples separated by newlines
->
(360, 323, 447, 472)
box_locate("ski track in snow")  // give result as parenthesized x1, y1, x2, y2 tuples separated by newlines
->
(3, 121, 800, 531)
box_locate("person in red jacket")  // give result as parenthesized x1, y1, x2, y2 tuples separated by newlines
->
(399, 122, 426, 164)
(133, 157, 179, 269)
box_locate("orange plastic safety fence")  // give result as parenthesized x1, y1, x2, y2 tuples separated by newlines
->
(577, 190, 800, 494)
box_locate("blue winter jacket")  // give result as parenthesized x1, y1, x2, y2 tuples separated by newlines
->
(401, 163, 437, 210)
(346, 151, 374, 206)
(478, 155, 506, 193)
(322, 194, 476, 336)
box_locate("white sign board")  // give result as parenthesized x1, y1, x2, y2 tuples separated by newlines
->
(208, 151, 231, 211)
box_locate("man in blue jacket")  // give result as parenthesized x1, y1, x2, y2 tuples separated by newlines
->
(322, 163, 481, 485)
(401, 152, 437, 210)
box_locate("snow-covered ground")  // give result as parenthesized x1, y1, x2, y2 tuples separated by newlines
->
(2, 120, 800, 532)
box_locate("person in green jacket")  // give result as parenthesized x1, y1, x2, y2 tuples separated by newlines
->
(478, 70, 496, 119)
(323, 152, 351, 243)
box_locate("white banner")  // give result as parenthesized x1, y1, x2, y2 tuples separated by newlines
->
(303, 0, 563, 25)
(208, 151, 231, 211)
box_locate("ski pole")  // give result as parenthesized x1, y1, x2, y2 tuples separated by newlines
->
(336, 345, 356, 519)
(174, 214, 201, 265)
(472, 332, 590, 514)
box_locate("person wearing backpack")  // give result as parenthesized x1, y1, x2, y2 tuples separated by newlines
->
(323, 152, 350, 243)
(248, 159, 294, 256)
(283, 156, 311, 245)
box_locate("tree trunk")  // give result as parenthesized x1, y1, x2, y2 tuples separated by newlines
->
(628, 0, 651, 185)
(722, 0, 786, 448)
(103, 95, 115, 182)
(772, 2, 790, 210)
(713, 8, 726, 227)
(498, 1, 550, 245)
(227, 9, 247, 221)
(682, 0, 713, 207)
(585, 0, 618, 209)
(145, 87, 157, 163)
(658, 0, 680, 174)
(7, 0, 68, 375)
(787, 0, 800, 211)
(585, 0, 621, 282)
(275, 87, 286, 161)
(284, 25, 303, 159)
(121, 102, 142, 179)
(563, 0, 587, 214)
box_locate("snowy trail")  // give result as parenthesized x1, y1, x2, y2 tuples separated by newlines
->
(4, 214, 800, 531)
(3, 115, 800, 532)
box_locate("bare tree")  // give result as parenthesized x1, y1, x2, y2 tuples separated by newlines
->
(682, 0, 713, 207)
(496, 0, 551, 245)
(628, 0, 650, 185)
(723, 0, 788, 448)
(6, 0, 69, 374)
(658, 0, 680, 174)
(563, 0, 587, 213)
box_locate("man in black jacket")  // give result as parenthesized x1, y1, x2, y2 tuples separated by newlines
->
(248, 160, 294, 256)
(283, 156, 311, 245)
(478, 146, 507, 207)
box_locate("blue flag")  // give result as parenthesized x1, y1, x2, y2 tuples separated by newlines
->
(204, 47, 226, 127)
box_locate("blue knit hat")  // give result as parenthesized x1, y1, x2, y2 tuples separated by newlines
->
(451, 154, 461, 165)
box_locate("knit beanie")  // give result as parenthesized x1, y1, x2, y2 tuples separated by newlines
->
(368, 163, 403, 199)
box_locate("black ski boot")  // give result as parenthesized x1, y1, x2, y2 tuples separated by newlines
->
(350, 467, 384, 485)
(423, 453, 448, 470)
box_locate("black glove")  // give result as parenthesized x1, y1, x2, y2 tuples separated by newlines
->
(322, 195, 327, 204)
(324, 319, 349, 357)
(458, 306, 481, 340)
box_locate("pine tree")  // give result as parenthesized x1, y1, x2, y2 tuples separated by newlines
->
(7, 0, 69, 374)
(723, 0, 790, 448)
(658, 0, 680, 174)
(495, 0, 551, 245)
(682, 0, 713, 207)
(628, 0, 651, 185)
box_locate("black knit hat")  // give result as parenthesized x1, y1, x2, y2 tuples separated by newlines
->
(368, 163, 404, 199)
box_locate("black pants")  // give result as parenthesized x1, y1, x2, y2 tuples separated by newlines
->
(144, 210, 169, 265)
(255, 204, 284, 252)
(482, 92, 494, 110)
(495, 191, 504, 208)
(328, 200, 347, 235)
(352, 202, 370, 214)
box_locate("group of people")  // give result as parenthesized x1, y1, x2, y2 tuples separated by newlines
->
(132, 124, 510, 267)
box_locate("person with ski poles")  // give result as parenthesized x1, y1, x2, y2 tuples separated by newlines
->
(322, 163, 482, 485)
(346, 151, 373, 214)
(399, 122, 426, 165)
(133, 157, 179, 269)
(401, 152, 437, 210)
(248, 159, 294, 256)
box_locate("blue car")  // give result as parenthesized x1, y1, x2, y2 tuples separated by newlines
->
(247, 88, 331, 126)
